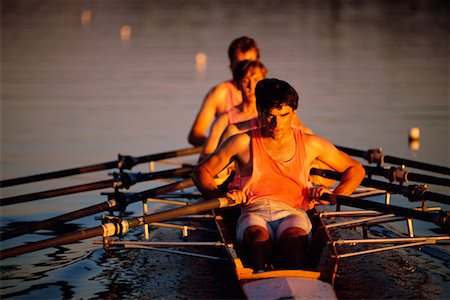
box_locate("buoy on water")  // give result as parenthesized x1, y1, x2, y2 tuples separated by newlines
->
(408, 127, 420, 141)
(196, 52, 207, 71)
(408, 127, 420, 152)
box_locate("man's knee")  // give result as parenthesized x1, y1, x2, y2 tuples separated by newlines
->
(280, 227, 308, 241)
(243, 225, 271, 243)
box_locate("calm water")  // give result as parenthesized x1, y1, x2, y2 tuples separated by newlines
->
(1, 0, 449, 299)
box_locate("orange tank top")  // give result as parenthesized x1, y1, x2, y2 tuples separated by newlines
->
(239, 127, 312, 210)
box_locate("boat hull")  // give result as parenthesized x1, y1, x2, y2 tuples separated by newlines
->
(213, 206, 338, 300)
(242, 276, 336, 300)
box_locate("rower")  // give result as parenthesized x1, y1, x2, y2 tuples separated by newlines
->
(198, 59, 267, 162)
(193, 78, 365, 272)
(188, 36, 260, 146)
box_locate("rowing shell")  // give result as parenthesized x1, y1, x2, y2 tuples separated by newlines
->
(213, 206, 338, 300)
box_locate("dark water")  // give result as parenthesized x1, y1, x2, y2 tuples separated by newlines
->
(1, 0, 449, 299)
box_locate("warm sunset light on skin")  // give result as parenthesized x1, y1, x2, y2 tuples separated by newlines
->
(120, 25, 132, 41)
(81, 10, 92, 26)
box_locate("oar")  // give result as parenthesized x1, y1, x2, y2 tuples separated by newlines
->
(0, 196, 235, 260)
(310, 168, 450, 205)
(363, 165, 450, 187)
(0, 146, 201, 188)
(336, 146, 450, 175)
(0, 178, 195, 241)
(321, 194, 449, 231)
(0, 166, 194, 206)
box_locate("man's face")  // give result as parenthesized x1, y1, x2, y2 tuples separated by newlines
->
(230, 49, 258, 70)
(260, 105, 296, 140)
(239, 67, 265, 104)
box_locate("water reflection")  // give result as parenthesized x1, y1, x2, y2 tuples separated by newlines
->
(1, 281, 75, 299)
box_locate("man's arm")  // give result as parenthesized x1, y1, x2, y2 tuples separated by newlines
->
(198, 114, 230, 162)
(193, 133, 250, 199)
(219, 119, 253, 146)
(306, 135, 365, 196)
(188, 83, 229, 146)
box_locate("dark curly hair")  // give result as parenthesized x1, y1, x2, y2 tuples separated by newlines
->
(256, 78, 299, 113)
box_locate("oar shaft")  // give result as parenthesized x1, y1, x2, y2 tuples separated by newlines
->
(384, 155, 450, 175)
(325, 194, 449, 230)
(127, 178, 195, 203)
(0, 162, 117, 188)
(134, 147, 201, 165)
(336, 146, 367, 158)
(0, 226, 105, 260)
(0, 178, 194, 241)
(337, 145, 450, 175)
(362, 178, 450, 205)
(0, 196, 233, 259)
(0, 201, 113, 241)
(0, 166, 194, 207)
(364, 166, 450, 187)
(0, 180, 113, 206)
(310, 168, 450, 205)
(0, 146, 200, 188)
(407, 173, 450, 187)
(128, 197, 233, 229)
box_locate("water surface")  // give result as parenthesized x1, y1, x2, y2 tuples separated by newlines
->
(1, 0, 449, 299)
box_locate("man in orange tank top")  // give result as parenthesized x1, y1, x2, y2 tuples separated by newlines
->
(193, 78, 365, 272)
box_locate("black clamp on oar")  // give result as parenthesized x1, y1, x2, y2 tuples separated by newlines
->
(366, 148, 384, 165)
(112, 172, 142, 189)
(405, 185, 428, 202)
(117, 154, 138, 170)
(386, 165, 408, 183)
(107, 191, 129, 212)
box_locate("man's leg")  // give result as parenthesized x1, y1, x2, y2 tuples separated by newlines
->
(279, 227, 309, 269)
(243, 225, 272, 272)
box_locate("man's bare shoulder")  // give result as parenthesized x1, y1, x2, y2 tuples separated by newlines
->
(225, 119, 252, 134)
(222, 130, 251, 149)
(302, 132, 333, 150)
(206, 80, 232, 99)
